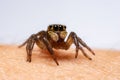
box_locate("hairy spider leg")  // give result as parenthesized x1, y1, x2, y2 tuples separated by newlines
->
(64, 32, 95, 60)
(26, 35, 36, 62)
(77, 37, 95, 55)
(41, 37, 59, 65)
(19, 31, 59, 65)
(18, 37, 30, 48)
(36, 31, 59, 65)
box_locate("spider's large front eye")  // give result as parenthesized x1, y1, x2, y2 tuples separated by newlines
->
(59, 26, 63, 31)
(53, 25, 58, 31)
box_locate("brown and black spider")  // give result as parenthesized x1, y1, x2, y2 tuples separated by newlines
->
(19, 24, 95, 65)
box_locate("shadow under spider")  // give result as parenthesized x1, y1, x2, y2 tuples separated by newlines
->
(32, 49, 84, 61)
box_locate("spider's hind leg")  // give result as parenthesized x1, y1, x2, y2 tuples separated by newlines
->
(26, 34, 36, 62)
(65, 32, 95, 60)
(18, 38, 30, 48)
(77, 37, 95, 55)
(19, 34, 36, 62)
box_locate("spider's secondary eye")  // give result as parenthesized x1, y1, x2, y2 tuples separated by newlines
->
(59, 25, 63, 31)
(64, 26, 66, 29)
(49, 25, 52, 29)
(53, 25, 58, 31)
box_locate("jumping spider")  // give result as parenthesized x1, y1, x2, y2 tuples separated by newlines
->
(19, 24, 95, 65)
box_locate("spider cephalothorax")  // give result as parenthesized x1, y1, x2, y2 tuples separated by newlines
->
(47, 24, 67, 42)
(19, 24, 95, 65)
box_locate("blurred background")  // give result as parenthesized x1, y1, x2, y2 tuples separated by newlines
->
(0, 0, 120, 50)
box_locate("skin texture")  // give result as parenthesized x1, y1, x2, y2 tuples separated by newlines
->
(0, 45, 120, 80)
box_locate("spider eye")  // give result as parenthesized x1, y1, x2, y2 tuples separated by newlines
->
(53, 25, 58, 31)
(49, 25, 52, 28)
(64, 26, 66, 29)
(59, 25, 63, 31)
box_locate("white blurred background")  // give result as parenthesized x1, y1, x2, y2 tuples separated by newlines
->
(0, 0, 120, 50)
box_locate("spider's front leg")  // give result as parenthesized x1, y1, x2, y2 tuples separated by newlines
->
(19, 31, 59, 65)
(65, 32, 95, 60)
(42, 37, 59, 65)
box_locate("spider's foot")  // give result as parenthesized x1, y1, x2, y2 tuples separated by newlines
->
(26, 57, 31, 62)
(84, 54, 92, 60)
(53, 58, 59, 66)
(55, 61, 59, 66)
(52, 55, 59, 66)
(75, 52, 92, 60)
(75, 53, 78, 58)
(88, 57, 92, 60)
(27, 59, 31, 62)
(92, 51, 95, 56)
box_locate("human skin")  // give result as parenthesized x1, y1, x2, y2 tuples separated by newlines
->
(0, 45, 120, 80)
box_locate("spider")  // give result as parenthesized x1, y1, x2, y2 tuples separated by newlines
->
(19, 24, 95, 65)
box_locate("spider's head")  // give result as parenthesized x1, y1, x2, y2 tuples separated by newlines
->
(47, 24, 67, 42)
(47, 24, 66, 32)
